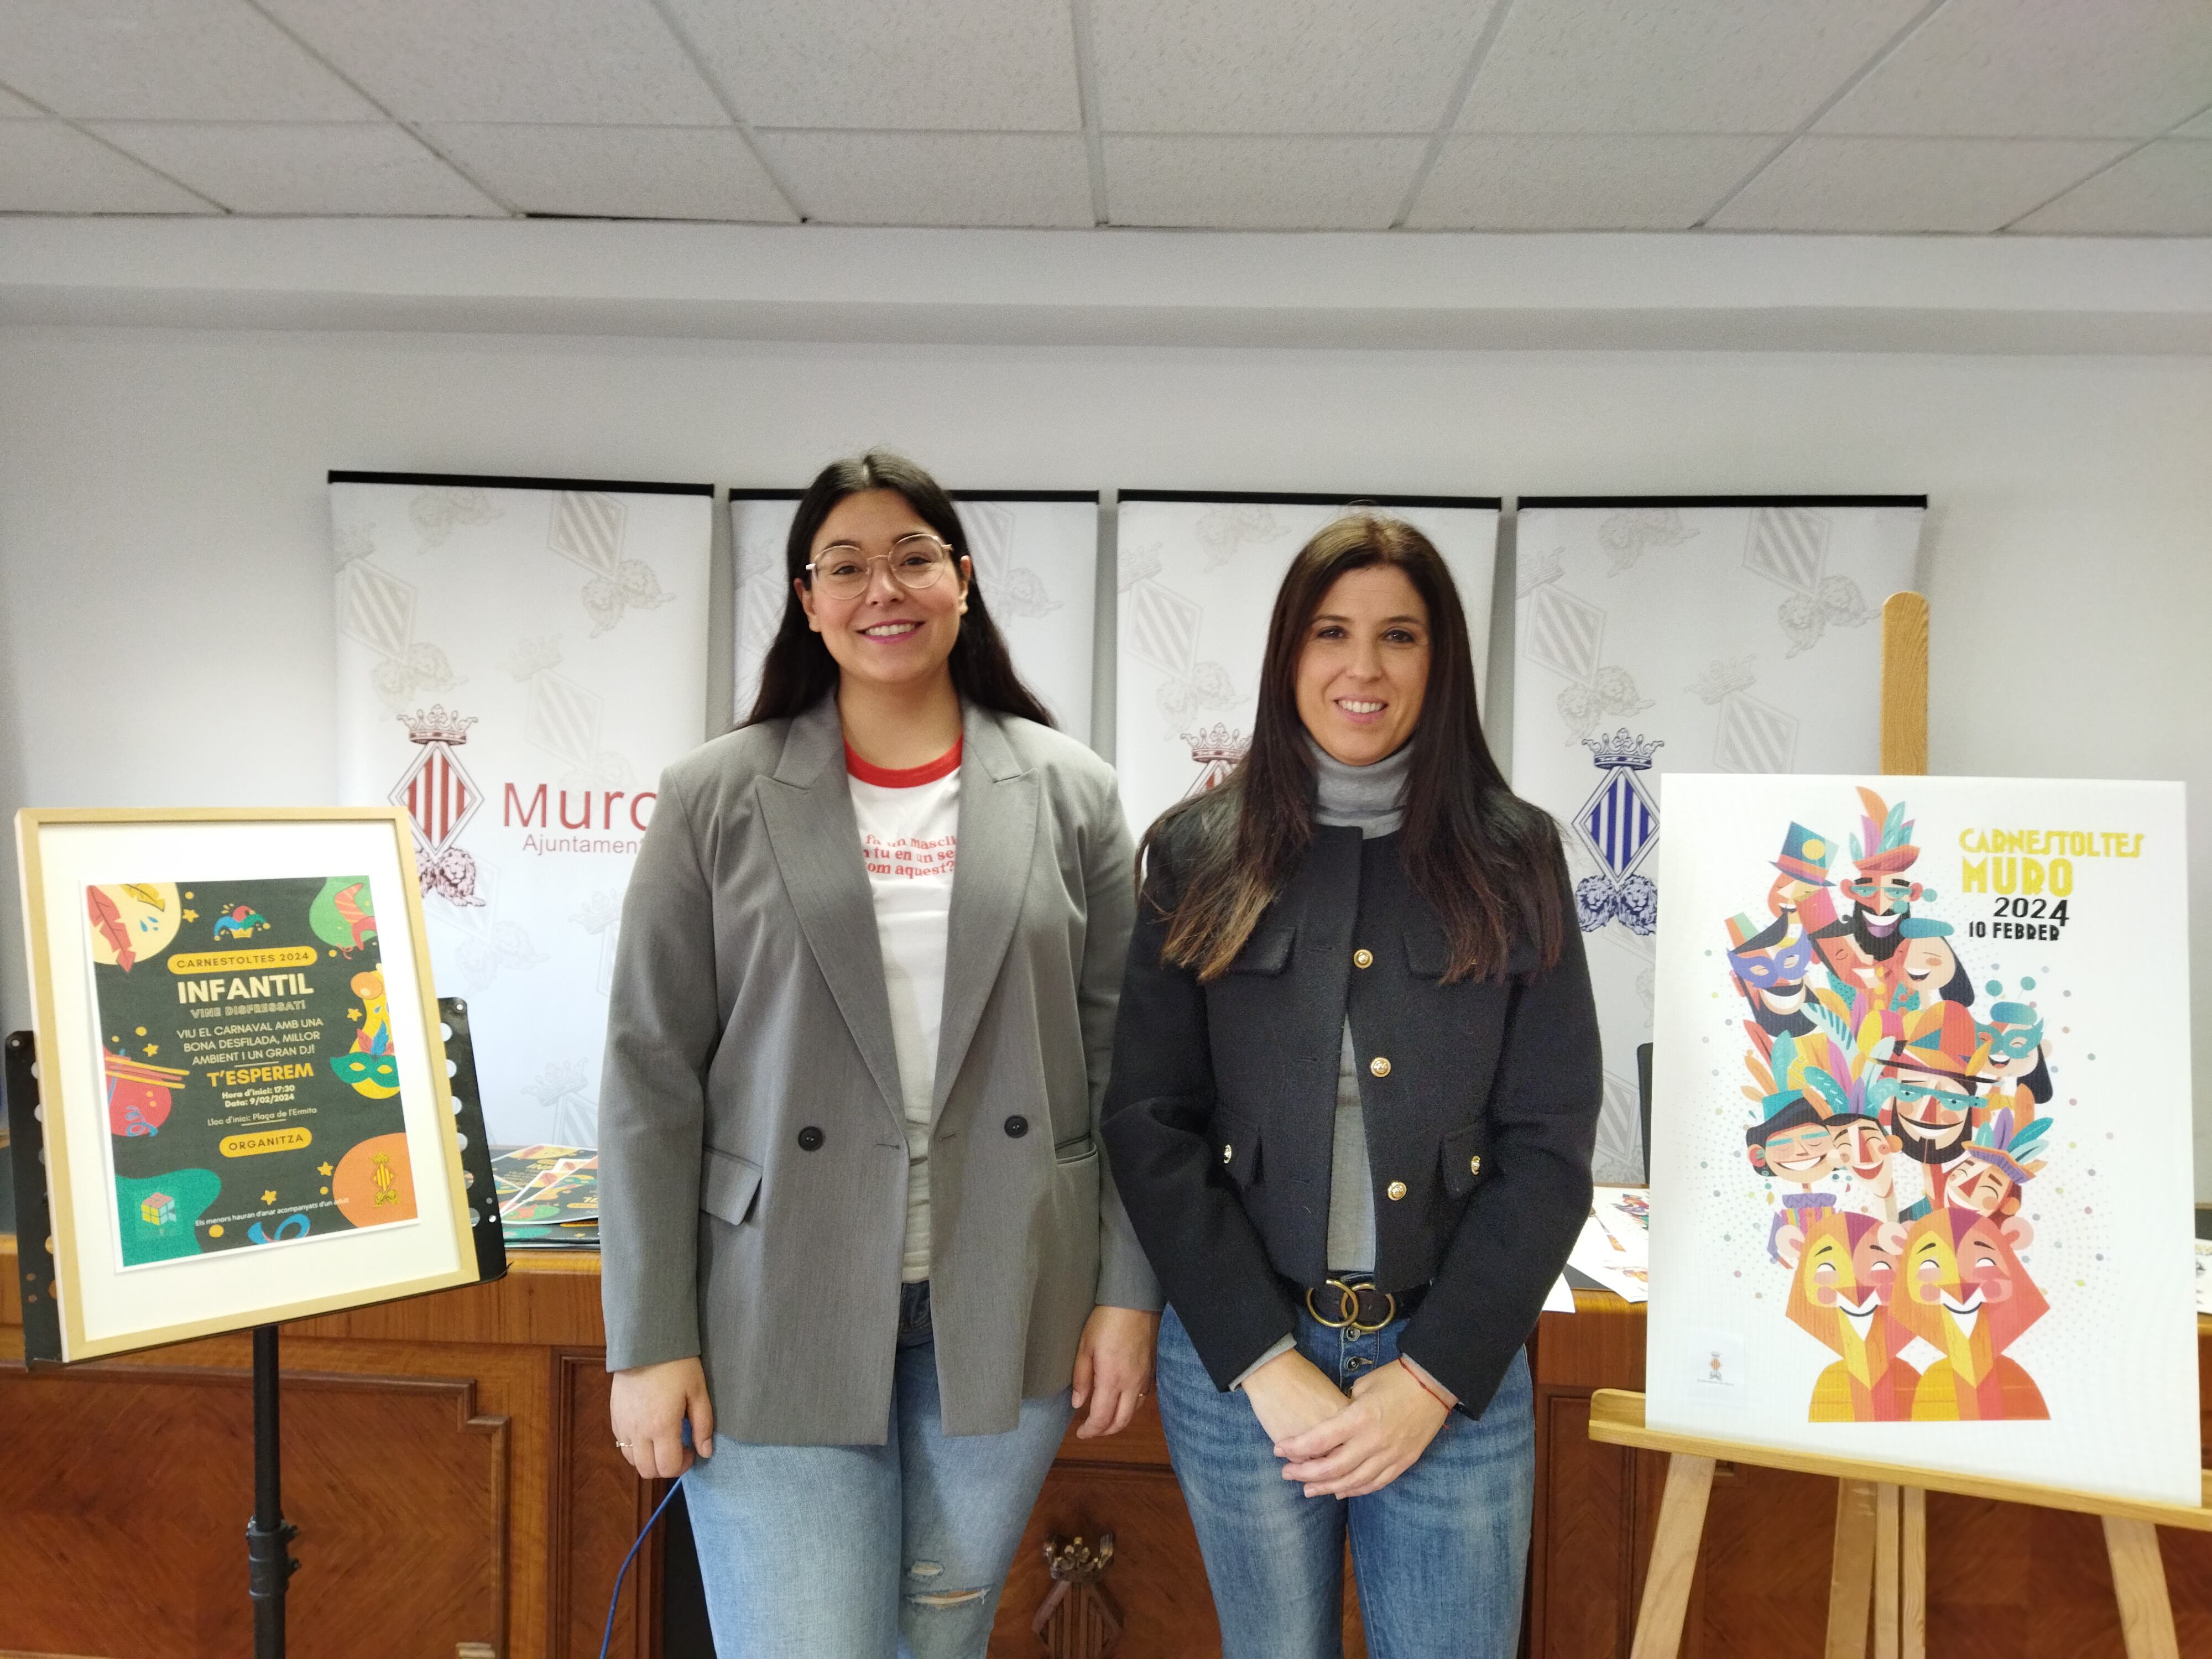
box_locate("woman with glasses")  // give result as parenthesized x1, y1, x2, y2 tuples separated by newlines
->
(599, 451, 1160, 1658)
(1102, 515, 1600, 1659)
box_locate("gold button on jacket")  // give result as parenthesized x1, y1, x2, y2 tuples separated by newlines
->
(1468, 1154, 1482, 1176)
(1386, 1180, 1408, 1201)
(1369, 1055, 1391, 1078)
(1222, 1144, 1234, 1165)
(1353, 947, 1374, 969)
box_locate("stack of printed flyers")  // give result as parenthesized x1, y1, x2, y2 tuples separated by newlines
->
(491, 1145, 600, 1249)
(1560, 1185, 1651, 1306)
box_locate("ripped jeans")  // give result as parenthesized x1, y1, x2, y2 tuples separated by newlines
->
(680, 1281, 1072, 1659)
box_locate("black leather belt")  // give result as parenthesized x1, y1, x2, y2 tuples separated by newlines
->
(1300, 1275, 1427, 1333)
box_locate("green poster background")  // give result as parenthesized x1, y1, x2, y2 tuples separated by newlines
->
(88, 873, 421, 1267)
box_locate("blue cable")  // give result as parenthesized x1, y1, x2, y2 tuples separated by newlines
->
(599, 1467, 690, 1659)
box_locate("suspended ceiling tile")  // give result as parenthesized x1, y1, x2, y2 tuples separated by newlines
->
(1103, 134, 1427, 228)
(0, 0, 380, 121)
(2174, 108, 2212, 139)
(91, 121, 505, 215)
(1711, 136, 2129, 232)
(0, 86, 45, 117)
(2012, 139, 2212, 234)
(664, 0, 1081, 132)
(425, 123, 795, 221)
(753, 130, 1091, 226)
(1407, 133, 1773, 229)
(257, 0, 727, 124)
(0, 119, 216, 211)
(1090, 0, 1500, 134)
(1457, 0, 1927, 135)
(1817, 0, 2212, 138)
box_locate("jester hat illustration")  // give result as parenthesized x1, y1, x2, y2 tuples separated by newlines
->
(1772, 822, 1835, 886)
(1849, 787, 1921, 878)
(1879, 1001, 1990, 1086)
(1964, 1105, 2052, 1186)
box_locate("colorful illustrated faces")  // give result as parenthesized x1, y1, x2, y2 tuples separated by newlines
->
(1777, 1209, 1914, 1422)
(1893, 1209, 2049, 1421)
(1724, 788, 2059, 1425)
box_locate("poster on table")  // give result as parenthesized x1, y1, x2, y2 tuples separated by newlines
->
(1114, 492, 1499, 841)
(1509, 497, 1924, 1182)
(731, 491, 1098, 742)
(1646, 773, 2197, 1506)
(330, 472, 713, 1147)
(13, 807, 483, 1360)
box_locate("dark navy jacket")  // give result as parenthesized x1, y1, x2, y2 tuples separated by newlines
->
(1101, 817, 1601, 1417)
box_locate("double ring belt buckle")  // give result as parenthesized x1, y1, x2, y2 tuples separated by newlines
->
(1305, 1277, 1397, 1334)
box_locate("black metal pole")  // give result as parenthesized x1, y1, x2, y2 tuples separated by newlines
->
(247, 1324, 298, 1659)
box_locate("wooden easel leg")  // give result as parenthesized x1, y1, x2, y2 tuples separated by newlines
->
(1825, 1479, 1878, 1659)
(1872, 1484, 1900, 1659)
(1900, 1488, 1926, 1659)
(2103, 1516, 2179, 1659)
(1628, 1454, 1716, 1659)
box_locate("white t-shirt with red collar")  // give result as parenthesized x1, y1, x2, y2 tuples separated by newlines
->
(846, 738, 961, 1284)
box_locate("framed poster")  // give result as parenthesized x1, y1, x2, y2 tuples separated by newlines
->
(1511, 496, 1925, 1181)
(1646, 773, 2198, 1507)
(13, 807, 483, 1360)
(1114, 492, 1500, 840)
(732, 489, 1099, 742)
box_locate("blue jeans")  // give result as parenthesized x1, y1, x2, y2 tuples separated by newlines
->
(680, 1282, 1072, 1659)
(1154, 1300, 1534, 1659)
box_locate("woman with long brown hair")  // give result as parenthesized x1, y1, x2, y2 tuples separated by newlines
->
(1102, 514, 1600, 1658)
(598, 451, 1159, 1657)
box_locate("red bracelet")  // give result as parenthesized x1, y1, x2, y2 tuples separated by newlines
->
(1399, 1355, 1452, 1410)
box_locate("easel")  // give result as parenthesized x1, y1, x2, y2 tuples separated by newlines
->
(6, 997, 505, 1659)
(1600, 593, 2212, 1659)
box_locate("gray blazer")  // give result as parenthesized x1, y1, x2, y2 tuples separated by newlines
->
(598, 697, 1161, 1445)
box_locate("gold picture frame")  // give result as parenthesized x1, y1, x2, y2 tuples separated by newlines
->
(14, 806, 482, 1360)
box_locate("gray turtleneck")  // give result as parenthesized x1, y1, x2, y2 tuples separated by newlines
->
(1233, 739, 1410, 1389)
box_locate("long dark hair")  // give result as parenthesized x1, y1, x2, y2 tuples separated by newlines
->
(743, 450, 1054, 729)
(1141, 513, 1565, 983)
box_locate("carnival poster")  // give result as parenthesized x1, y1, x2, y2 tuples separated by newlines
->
(86, 874, 418, 1269)
(1646, 774, 2197, 1506)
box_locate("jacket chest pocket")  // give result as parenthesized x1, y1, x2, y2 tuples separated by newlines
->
(1226, 919, 1295, 977)
(1439, 1123, 1488, 1201)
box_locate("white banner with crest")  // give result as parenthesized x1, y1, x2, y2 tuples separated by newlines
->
(331, 473, 713, 1145)
(731, 492, 1098, 742)
(1510, 497, 1925, 1182)
(1112, 493, 1499, 842)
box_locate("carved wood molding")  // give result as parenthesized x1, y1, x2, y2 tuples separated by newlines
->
(1034, 1532, 1123, 1658)
(550, 1348, 659, 1659)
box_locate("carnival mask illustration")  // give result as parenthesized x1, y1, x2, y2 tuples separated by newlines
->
(1729, 932, 1818, 988)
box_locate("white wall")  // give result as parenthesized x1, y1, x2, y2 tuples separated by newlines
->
(3, 326, 2209, 1183)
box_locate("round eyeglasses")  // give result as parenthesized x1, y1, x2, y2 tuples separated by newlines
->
(806, 534, 955, 599)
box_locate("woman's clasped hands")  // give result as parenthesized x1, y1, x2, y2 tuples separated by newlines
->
(1244, 1348, 1456, 1499)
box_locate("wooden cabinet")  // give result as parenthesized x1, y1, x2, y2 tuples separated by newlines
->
(1522, 1291, 2212, 1659)
(0, 1248, 659, 1659)
(6, 1247, 2208, 1659)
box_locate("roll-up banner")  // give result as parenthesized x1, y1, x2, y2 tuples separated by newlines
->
(1510, 496, 1926, 1182)
(732, 491, 1100, 742)
(1114, 492, 1500, 841)
(330, 472, 714, 1146)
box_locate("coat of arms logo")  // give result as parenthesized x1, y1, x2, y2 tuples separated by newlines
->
(1181, 723, 1249, 799)
(1574, 727, 1662, 935)
(392, 705, 485, 907)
